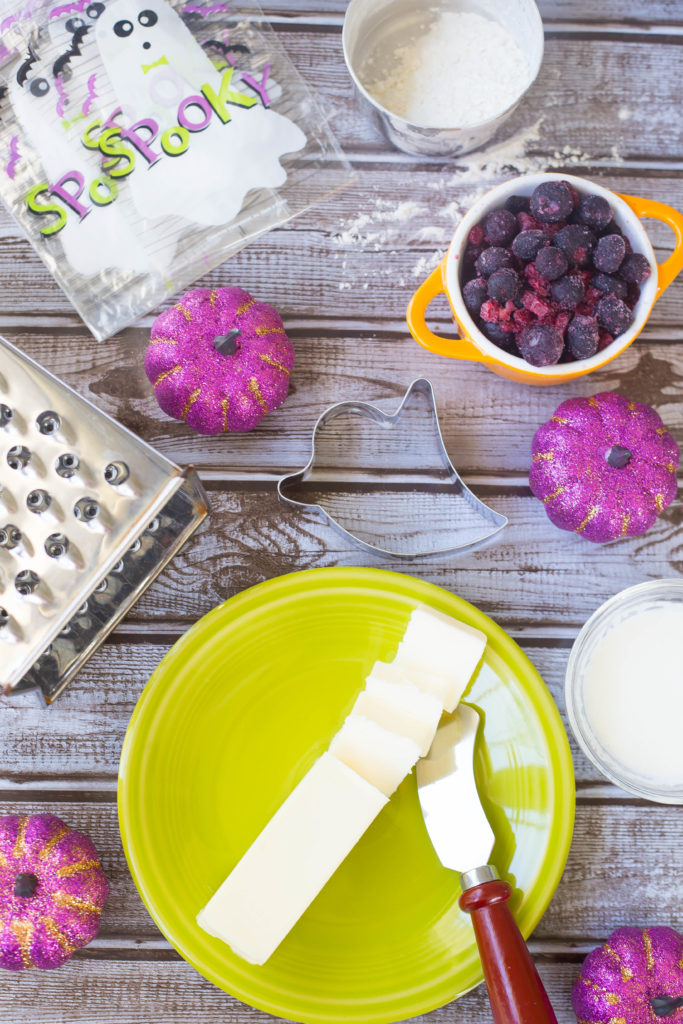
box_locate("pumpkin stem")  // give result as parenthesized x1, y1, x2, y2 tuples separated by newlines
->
(651, 996, 683, 1017)
(606, 445, 632, 469)
(213, 329, 241, 355)
(14, 873, 38, 898)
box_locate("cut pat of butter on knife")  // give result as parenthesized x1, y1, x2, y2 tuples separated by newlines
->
(392, 606, 486, 712)
(197, 604, 487, 965)
(196, 752, 387, 966)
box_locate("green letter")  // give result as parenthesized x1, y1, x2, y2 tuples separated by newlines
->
(201, 67, 256, 124)
(25, 183, 68, 236)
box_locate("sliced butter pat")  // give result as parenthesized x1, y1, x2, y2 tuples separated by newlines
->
(393, 605, 487, 712)
(329, 714, 421, 797)
(354, 677, 442, 756)
(368, 658, 452, 707)
(196, 752, 387, 966)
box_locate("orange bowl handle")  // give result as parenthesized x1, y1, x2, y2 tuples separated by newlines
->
(406, 259, 490, 362)
(618, 192, 683, 298)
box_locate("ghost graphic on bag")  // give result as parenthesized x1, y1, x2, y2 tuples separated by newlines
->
(94, 0, 307, 225)
(8, 34, 152, 275)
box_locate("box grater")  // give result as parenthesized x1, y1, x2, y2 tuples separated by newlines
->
(0, 334, 209, 704)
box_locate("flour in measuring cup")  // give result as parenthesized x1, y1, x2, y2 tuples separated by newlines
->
(361, 11, 532, 128)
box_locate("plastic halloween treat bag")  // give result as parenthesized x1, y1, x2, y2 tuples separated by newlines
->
(0, 0, 352, 338)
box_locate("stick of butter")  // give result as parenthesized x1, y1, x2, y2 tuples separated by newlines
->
(329, 714, 421, 796)
(354, 676, 442, 756)
(392, 605, 487, 712)
(196, 752, 387, 965)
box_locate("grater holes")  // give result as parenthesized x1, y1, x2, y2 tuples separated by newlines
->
(0, 607, 9, 627)
(74, 497, 99, 521)
(55, 453, 79, 478)
(45, 533, 69, 558)
(15, 569, 39, 595)
(26, 489, 51, 513)
(7, 445, 30, 470)
(104, 461, 129, 485)
(0, 524, 21, 549)
(147, 517, 160, 533)
(0, 405, 13, 427)
(36, 410, 61, 436)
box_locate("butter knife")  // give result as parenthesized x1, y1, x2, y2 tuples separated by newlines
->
(416, 704, 558, 1024)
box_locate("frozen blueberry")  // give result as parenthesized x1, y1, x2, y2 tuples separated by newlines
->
(577, 194, 613, 231)
(553, 224, 596, 267)
(567, 315, 600, 360)
(512, 229, 549, 261)
(551, 274, 585, 309)
(480, 321, 517, 352)
(518, 324, 564, 366)
(475, 246, 514, 278)
(619, 252, 651, 284)
(592, 273, 628, 300)
(593, 234, 626, 274)
(463, 278, 488, 317)
(530, 181, 575, 224)
(463, 244, 485, 277)
(535, 246, 568, 281)
(487, 268, 522, 304)
(505, 194, 531, 215)
(596, 294, 634, 336)
(484, 209, 518, 246)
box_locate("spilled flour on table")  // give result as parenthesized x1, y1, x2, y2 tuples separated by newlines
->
(332, 119, 624, 289)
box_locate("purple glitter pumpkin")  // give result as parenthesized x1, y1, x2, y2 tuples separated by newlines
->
(530, 392, 679, 542)
(0, 814, 108, 970)
(572, 927, 683, 1023)
(145, 287, 295, 435)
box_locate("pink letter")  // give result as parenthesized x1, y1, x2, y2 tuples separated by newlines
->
(121, 118, 161, 166)
(48, 171, 90, 219)
(177, 94, 212, 132)
(241, 63, 271, 107)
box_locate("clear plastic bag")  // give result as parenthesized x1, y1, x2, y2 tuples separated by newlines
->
(0, 0, 353, 338)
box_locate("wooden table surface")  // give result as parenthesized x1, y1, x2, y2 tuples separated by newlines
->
(2, 2, 682, 1021)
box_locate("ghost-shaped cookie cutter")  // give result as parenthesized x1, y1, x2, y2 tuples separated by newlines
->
(278, 378, 507, 558)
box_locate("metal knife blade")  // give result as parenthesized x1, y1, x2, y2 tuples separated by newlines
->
(416, 704, 494, 875)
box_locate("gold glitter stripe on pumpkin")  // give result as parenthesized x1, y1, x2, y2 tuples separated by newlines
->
(259, 353, 290, 376)
(656, 427, 668, 435)
(236, 299, 255, 316)
(255, 325, 286, 337)
(620, 514, 631, 537)
(604, 943, 633, 981)
(181, 387, 201, 422)
(209, 289, 217, 308)
(551, 415, 568, 424)
(643, 929, 655, 971)
(655, 493, 665, 513)
(608, 1018, 626, 1024)
(42, 917, 75, 955)
(148, 336, 178, 346)
(174, 302, 192, 322)
(153, 365, 182, 389)
(248, 378, 268, 413)
(588, 396, 598, 408)
(53, 892, 101, 915)
(627, 400, 636, 411)
(605, 993, 621, 1005)
(13, 815, 28, 859)
(580, 978, 601, 991)
(532, 452, 554, 462)
(220, 397, 230, 433)
(666, 462, 676, 473)
(11, 920, 33, 969)
(39, 825, 69, 861)
(576, 506, 599, 534)
(57, 858, 100, 880)
(543, 485, 565, 504)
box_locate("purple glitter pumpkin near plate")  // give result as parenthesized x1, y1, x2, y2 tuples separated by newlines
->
(529, 391, 678, 542)
(145, 287, 295, 435)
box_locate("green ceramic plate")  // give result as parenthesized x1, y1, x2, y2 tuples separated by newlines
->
(119, 568, 574, 1024)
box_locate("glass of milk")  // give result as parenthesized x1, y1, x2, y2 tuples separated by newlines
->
(565, 579, 683, 803)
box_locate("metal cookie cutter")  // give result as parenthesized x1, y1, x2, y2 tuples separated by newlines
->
(278, 378, 506, 559)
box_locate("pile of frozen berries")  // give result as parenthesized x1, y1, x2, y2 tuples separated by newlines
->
(460, 180, 651, 367)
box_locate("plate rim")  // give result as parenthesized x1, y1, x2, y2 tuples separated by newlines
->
(118, 566, 576, 1024)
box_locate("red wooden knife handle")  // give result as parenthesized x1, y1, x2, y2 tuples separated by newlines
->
(459, 879, 558, 1024)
